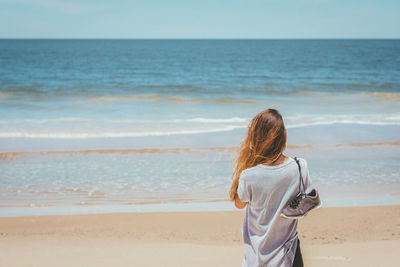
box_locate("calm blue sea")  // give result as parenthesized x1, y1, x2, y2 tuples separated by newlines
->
(0, 39, 399, 216)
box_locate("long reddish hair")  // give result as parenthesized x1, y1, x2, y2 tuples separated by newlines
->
(229, 109, 287, 201)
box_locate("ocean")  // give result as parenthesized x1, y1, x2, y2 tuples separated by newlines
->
(0, 39, 399, 216)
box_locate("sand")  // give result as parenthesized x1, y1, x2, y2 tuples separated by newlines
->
(0, 205, 400, 266)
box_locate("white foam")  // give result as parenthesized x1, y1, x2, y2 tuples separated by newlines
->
(286, 120, 400, 129)
(1, 114, 400, 138)
(0, 125, 247, 138)
(0, 117, 250, 124)
(285, 113, 400, 128)
(168, 117, 249, 123)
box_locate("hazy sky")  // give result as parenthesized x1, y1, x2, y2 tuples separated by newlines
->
(1, 0, 399, 38)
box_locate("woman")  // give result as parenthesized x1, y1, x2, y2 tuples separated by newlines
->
(230, 108, 310, 267)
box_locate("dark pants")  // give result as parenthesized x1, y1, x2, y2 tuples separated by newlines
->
(291, 238, 304, 267)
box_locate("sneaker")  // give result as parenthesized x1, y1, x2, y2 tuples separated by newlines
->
(280, 188, 322, 219)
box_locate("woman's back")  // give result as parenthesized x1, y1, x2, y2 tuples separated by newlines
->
(237, 157, 310, 267)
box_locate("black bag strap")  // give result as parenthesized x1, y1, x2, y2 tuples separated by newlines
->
(294, 157, 305, 194)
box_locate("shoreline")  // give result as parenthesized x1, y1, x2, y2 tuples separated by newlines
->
(2, 198, 400, 217)
(0, 205, 399, 266)
(1, 141, 399, 158)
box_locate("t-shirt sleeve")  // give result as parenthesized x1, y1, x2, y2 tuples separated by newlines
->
(237, 174, 251, 202)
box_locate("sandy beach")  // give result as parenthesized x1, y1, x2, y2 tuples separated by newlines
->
(1, 205, 399, 266)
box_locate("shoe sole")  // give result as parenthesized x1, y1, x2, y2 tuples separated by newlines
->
(280, 201, 323, 220)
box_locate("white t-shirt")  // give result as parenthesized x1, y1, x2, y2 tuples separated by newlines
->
(237, 157, 311, 267)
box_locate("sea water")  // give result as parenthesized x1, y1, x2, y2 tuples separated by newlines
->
(0, 39, 399, 216)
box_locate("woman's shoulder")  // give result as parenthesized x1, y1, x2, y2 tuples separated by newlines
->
(293, 157, 308, 169)
(240, 156, 303, 180)
(240, 165, 261, 180)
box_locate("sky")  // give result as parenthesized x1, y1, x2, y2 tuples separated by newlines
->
(0, 0, 399, 39)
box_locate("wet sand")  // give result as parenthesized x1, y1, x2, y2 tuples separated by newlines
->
(1, 141, 399, 160)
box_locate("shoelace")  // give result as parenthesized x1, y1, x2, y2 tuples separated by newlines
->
(289, 193, 305, 209)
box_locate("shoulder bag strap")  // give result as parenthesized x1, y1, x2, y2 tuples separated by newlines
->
(294, 157, 305, 194)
